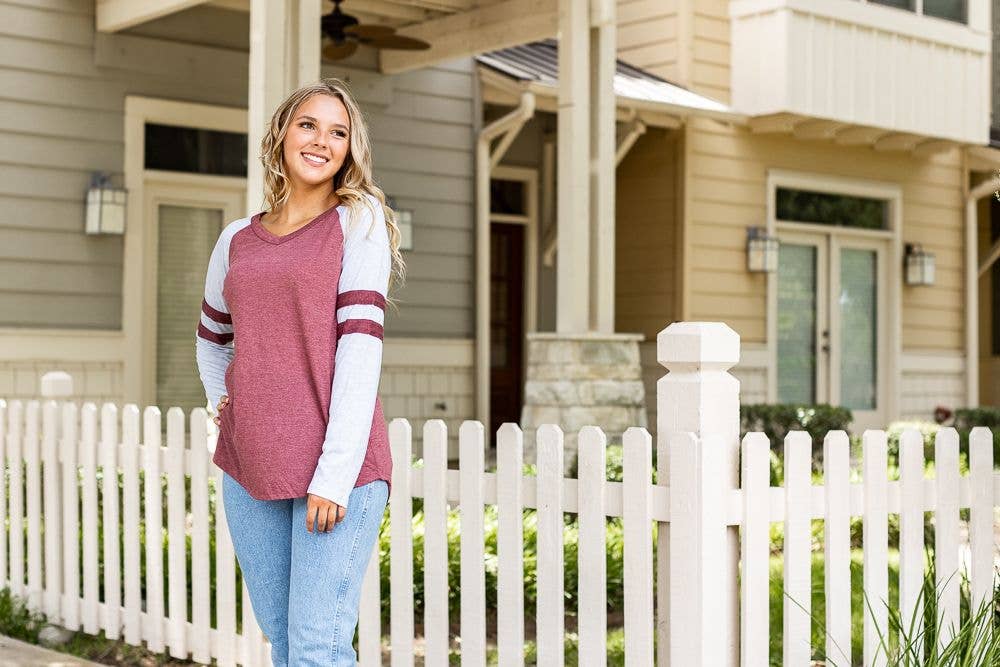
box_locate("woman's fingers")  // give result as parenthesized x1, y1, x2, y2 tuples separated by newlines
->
(305, 494, 344, 532)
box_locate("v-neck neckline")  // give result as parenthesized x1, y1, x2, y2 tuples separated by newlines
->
(251, 203, 343, 245)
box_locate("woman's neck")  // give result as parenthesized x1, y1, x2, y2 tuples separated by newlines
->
(265, 187, 340, 227)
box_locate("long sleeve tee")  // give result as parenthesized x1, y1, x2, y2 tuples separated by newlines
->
(194, 193, 392, 506)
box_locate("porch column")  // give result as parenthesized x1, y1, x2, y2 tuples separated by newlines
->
(590, 0, 616, 333)
(246, 0, 321, 214)
(556, 0, 590, 333)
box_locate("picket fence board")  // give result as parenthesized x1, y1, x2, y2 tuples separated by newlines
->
(783, 431, 811, 667)
(496, 422, 524, 667)
(0, 400, 6, 592)
(358, 535, 381, 667)
(9, 401, 24, 598)
(934, 427, 960, 649)
(166, 408, 188, 658)
(189, 409, 212, 664)
(898, 429, 925, 660)
(823, 431, 851, 667)
(423, 419, 450, 667)
(862, 430, 889, 667)
(42, 401, 62, 620)
(655, 424, 670, 667)
(578, 426, 608, 667)
(80, 403, 100, 634)
(25, 401, 42, 612)
(623, 427, 654, 667)
(740, 432, 770, 667)
(535, 424, 565, 667)
(389, 418, 415, 667)
(61, 403, 80, 630)
(100, 403, 121, 640)
(144, 407, 166, 653)
(214, 459, 238, 667)
(459, 420, 486, 667)
(122, 405, 142, 645)
(241, 579, 263, 667)
(968, 428, 996, 613)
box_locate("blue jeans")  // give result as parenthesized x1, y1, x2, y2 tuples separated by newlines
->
(221, 471, 388, 667)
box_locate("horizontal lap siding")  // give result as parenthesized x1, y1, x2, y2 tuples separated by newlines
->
(684, 117, 966, 352)
(616, 0, 678, 82)
(0, 2, 476, 338)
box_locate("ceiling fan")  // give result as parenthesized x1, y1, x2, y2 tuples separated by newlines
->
(321, 0, 431, 61)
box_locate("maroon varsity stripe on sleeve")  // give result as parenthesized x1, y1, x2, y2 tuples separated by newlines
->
(337, 319, 384, 341)
(202, 299, 233, 324)
(337, 290, 386, 310)
(198, 322, 234, 345)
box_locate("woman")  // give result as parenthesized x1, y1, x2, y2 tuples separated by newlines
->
(194, 78, 405, 666)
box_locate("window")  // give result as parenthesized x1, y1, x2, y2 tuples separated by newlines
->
(490, 179, 527, 215)
(776, 187, 889, 230)
(144, 123, 247, 176)
(870, 0, 967, 24)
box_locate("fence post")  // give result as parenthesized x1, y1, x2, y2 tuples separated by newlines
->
(657, 321, 740, 667)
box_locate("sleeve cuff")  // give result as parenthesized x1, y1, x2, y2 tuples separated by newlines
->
(306, 461, 356, 508)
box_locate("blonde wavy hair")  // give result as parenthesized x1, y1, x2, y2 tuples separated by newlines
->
(259, 78, 405, 299)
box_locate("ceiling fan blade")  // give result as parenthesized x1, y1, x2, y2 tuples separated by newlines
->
(365, 34, 431, 51)
(344, 24, 395, 39)
(322, 39, 359, 60)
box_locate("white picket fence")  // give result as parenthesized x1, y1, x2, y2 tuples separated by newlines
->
(0, 321, 998, 666)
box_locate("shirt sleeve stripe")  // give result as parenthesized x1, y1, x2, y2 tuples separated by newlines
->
(202, 299, 233, 324)
(198, 321, 234, 345)
(337, 290, 386, 310)
(337, 319, 384, 341)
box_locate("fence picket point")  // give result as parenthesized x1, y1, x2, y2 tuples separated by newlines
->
(189, 409, 211, 663)
(535, 424, 564, 667)
(783, 431, 812, 667)
(899, 428, 925, 660)
(422, 419, 450, 667)
(934, 427, 960, 650)
(823, 431, 851, 667)
(143, 406, 165, 653)
(740, 432, 770, 667)
(61, 402, 80, 631)
(100, 403, 121, 639)
(42, 400, 62, 620)
(968, 427, 996, 613)
(863, 430, 889, 667)
(459, 420, 486, 667)
(578, 426, 607, 667)
(496, 422, 524, 667)
(389, 418, 415, 667)
(623, 427, 654, 667)
(165, 407, 188, 658)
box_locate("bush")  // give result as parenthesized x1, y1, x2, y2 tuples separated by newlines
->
(741, 403, 853, 463)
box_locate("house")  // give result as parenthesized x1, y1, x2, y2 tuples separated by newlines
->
(0, 0, 995, 460)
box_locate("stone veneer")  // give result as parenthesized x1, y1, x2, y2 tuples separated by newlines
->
(519, 332, 646, 467)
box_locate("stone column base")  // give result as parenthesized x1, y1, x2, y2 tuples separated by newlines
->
(519, 332, 647, 470)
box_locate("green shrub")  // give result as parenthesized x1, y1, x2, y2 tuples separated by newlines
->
(0, 586, 46, 642)
(741, 403, 853, 464)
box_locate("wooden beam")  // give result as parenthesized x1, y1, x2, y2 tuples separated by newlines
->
(967, 145, 1000, 171)
(912, 139, 957, 158)
(834, 126, 891, 146)
(792, 119, 847, 141)
(379, 0, 558, 74)
(748, 113, 799, 134)
(873, 132, 923, 152)
(97, 0, 209, 32)
(352, 0, 434, 22)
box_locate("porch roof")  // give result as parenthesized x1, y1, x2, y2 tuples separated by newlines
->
(476, 39, 745, 126)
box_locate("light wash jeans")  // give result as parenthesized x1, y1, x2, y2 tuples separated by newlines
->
(222, 471, 388, 667)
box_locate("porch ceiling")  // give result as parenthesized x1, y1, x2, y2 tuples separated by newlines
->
(99, 0, 556, 76)
(748, 112, 965, 157)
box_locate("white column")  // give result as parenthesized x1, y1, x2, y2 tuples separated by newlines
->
(246, 0, 321, 214)
(556, 0, 591, 332)
(657, 322, 741, 667)
(589, 0, 616, 333)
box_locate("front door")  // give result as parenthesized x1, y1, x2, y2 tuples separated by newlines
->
(777, 230, 887, 429)
(490, 223, 525, 440)
(144, 181, 244, 414)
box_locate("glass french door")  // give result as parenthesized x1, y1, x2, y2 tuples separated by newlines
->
(777, 230, 887, 429)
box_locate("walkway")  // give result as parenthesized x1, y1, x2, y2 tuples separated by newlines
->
(0, 635, 103, 666)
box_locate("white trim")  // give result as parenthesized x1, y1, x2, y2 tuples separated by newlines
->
(382, 338, 474, 368)
(900, 350, 966, 374)
(123, 95, 248, 405)
(766, 169, 902, 422)
(0, 329, 124, 363)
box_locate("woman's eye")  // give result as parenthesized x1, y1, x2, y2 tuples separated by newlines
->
(300, 122, 314, 129)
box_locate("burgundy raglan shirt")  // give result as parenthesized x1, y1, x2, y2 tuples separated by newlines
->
(194, 192, 392, 506)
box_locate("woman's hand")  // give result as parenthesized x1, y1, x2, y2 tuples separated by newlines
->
(306, 494, 346, 532)
(212, 395, 229, 426)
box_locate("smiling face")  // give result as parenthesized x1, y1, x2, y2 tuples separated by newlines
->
(281, 93, 352, 191)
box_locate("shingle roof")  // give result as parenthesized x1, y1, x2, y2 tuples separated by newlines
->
(475, 38, 735, 118)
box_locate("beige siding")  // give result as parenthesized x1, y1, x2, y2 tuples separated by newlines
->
(691, 0, 730, 102)
(616, 128, 681, 339)
(682, 116, 966, 354)
(616, 0, 679, 82)
(0, 1, 476, 338)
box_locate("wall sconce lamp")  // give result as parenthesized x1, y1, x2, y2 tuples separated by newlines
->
(85, 172, 127, 235)
(746, 226, 779, 273)
(904, 243, 935, 286)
